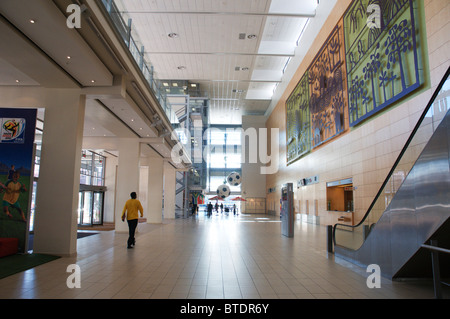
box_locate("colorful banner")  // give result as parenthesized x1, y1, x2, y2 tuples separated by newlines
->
(0, 108, 37, 254)
(191, 192, 205, 205)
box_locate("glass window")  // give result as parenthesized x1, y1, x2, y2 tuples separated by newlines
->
(210, 153, 226, 168)
(225, 154, 241, 168)
(225, 130, 241, 145)
(208, 172, 241, 193)
(34, 143, 41, 178)
(209, 130, 225, 145)
(209, 176, 226, 192)
(80, 150, 106, 186)
(206, 126, 242, 192)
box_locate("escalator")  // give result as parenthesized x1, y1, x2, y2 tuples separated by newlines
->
(333, 67, 450, 279)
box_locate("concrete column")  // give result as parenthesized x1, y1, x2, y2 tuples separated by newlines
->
(163, 161, 176, 219)
(147, 157, 164, 223)
(139, 166, 149, 220)
(33, 89, 85, 256)
(114, 138, 140, 233)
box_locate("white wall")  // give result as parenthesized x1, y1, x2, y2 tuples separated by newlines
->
(241, 115, 267, 213)
(103, 154, 118, 223)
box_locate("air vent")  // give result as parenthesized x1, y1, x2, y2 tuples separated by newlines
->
(235, 66, 241, 71)
(239, 33, 246, 40)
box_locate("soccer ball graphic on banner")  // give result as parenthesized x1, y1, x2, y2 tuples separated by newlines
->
(227, 171, 241, 186)
(217, 184, 230, 199)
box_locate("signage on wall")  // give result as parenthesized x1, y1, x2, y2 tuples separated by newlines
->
(267, 187, 277, 194)
(297, 175, 319, 187)
(1, 118, 26, 144)
(326, 178, 353, 187)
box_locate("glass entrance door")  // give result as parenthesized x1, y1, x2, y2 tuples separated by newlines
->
(82, 191, 92, 225)
(78, 190, 104, 226)
(78, 191, 83, 225)
(92, 192, 104, 225)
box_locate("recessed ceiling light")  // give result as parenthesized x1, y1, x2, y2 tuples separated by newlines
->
(247, 34, 257, 39)
(131, 118, 135, 122)
(163, 82, 169, 87)
(172, 83, 178, 87)
(15, 80, 20, 83)
(191, 84, 197, 87)
(168, 32, 179, 38)
(67, 56, 71, 60)
(91, 80, 96, 83)
(29, 19, 36, 24)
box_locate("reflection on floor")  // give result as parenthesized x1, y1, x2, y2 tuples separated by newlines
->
(0, 212, 446, 299)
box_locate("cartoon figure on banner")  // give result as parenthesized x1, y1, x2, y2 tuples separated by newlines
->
(2, 171, 27, 222)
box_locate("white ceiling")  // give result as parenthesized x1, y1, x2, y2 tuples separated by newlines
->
(114, 0, 318, 124)
(0, 0, 336, 167)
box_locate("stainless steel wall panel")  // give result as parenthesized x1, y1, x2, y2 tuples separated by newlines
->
(335, 108, 450, 279)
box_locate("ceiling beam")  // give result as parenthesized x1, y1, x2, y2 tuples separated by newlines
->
(144, 51, 294, 57)
(119, 11, 316, 18)
(190, 79, 282, 83)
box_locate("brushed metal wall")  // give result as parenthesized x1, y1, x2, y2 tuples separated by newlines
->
(335, 109, 450, 279)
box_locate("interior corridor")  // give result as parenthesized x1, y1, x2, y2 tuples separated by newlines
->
(0, 213, 444, 299)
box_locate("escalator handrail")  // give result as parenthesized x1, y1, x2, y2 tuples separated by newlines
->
(333, 66, 450, 248)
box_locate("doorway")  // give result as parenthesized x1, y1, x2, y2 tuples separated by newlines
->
(78, 190, 104, 226)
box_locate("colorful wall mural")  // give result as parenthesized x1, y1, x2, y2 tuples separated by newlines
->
(345, 0, 421, 126)
(285, 0, 424, 165)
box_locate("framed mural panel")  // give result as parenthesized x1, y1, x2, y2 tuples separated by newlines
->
(286, 72, 311, 165)
(308, 21, 348, 148)
(344, 0, 422, 126)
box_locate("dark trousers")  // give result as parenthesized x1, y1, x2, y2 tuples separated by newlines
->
(127, 219, 138, 247)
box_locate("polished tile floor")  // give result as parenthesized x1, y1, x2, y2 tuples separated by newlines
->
(0, 213, 445, 299)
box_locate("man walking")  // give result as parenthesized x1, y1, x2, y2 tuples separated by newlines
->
(121, 192, 143, 249)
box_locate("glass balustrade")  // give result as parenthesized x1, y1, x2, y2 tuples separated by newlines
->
(101, 0, 177, 127)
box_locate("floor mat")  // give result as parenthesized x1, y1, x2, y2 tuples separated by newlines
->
(27, 231, 98, 250)
(0, 253, 60, 280)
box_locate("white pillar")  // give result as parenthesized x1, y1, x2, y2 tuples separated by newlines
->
(114, 138, 140, 233)
(147, 157, 164, 223)
(33, 89, 85, 256)
(163, 161, 176, 219)
(139, 166, 149, 220)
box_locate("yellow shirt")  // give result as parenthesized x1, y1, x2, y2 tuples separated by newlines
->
(121, 199, 143, 220)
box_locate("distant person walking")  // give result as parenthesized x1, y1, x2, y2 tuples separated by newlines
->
(121, 192, 143, 249)
(207, 202, 213, 217)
